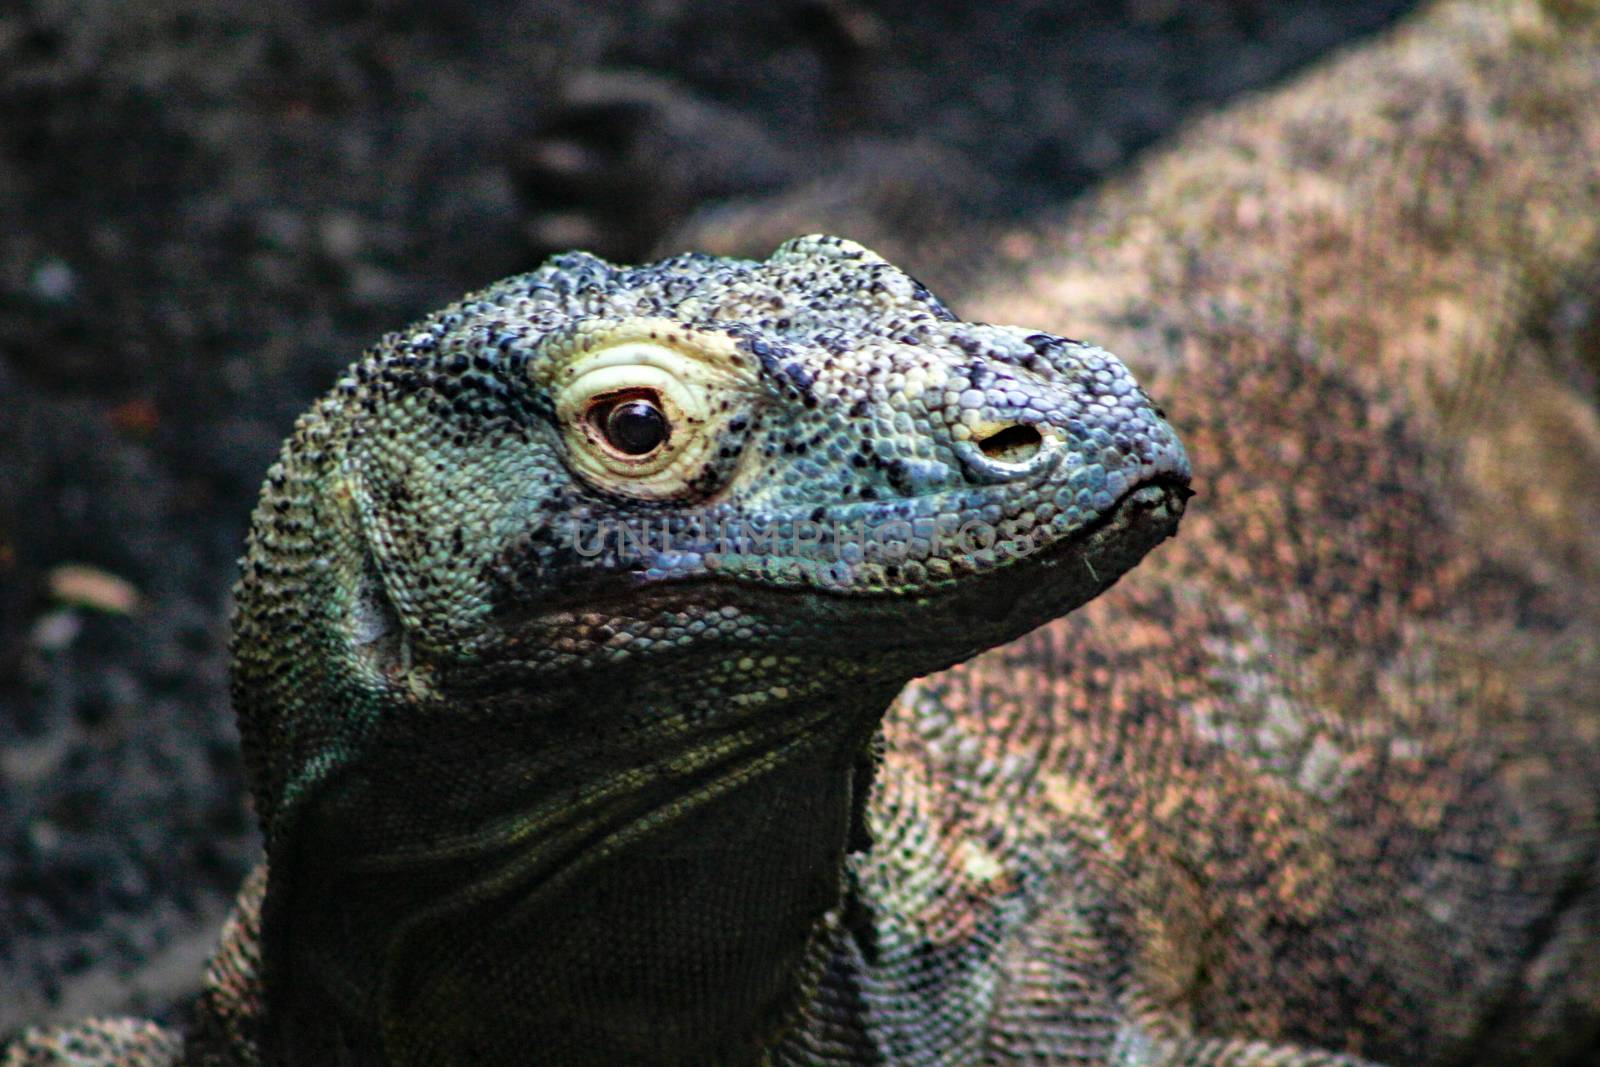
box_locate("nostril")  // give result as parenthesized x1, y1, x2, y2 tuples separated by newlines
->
(956, 421, 1061, 483)
(976, 423, 1043, 464)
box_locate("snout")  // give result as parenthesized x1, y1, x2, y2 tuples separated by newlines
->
(937, 338, 1190, 501)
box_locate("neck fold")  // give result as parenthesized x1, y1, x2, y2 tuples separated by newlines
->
(264, 680, 896, 1066)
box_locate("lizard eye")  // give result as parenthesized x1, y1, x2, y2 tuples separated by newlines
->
(589, 392, 670, 456)
(549, 332, 759, 500)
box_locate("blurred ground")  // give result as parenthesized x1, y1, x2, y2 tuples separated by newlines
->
(0, 0, 1415, 1031)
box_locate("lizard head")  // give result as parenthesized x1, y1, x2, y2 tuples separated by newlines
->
(230, 235, 1187, 1062)
(244, 235, 1186, 710)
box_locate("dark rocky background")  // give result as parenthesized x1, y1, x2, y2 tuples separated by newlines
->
(0, 0, 1416, 1031)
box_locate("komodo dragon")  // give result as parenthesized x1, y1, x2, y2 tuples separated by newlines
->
(6, 0, 1600, 1063)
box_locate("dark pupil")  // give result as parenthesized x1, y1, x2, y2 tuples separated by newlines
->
(603, 398, 668, 455)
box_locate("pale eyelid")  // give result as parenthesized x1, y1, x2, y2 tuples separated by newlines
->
(532, 321, 765, 394)
(553, 341, 761, 499)
(567, 363, 709, 424)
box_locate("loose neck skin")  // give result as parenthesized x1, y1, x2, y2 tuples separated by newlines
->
(262, 671, 902, 1067)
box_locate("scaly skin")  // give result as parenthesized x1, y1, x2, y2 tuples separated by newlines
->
(222, 233, 1187, 1065)
(7, 0, 1600, 1064)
